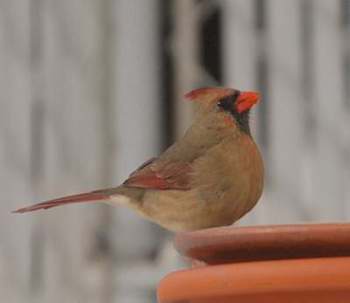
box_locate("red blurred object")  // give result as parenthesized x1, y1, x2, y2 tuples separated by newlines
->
(158, 223, 350, 302)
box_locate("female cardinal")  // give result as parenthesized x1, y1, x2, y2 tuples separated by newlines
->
(14, 87, 264, 231)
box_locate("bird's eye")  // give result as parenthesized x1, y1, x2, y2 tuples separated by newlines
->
(217, 96, 233, 112)
(217, 91, 241, 113)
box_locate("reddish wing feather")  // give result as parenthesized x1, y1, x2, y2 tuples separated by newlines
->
(123, 159, 192, 190)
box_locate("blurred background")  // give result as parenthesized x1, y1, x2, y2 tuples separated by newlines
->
(2, 0, 350, 302)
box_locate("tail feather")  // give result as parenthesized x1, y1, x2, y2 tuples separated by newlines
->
(12, 190, 110, 213)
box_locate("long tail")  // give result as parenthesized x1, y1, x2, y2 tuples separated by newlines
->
(12, 190, 110, 213)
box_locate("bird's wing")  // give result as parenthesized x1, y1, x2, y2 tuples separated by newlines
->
(123, 158, 192, 190)
(129, 157, 158, 175)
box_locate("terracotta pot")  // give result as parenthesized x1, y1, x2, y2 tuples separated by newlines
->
(157, 223, 350, 303)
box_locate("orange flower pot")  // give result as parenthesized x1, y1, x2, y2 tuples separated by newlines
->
(157, 224, 350, 302)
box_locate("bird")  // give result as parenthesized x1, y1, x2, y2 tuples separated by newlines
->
(13, 87, 264, 232)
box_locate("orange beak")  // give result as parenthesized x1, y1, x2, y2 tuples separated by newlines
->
(235, 91, 261, 113)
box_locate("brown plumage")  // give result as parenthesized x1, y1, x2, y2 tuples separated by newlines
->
(13, 87, 264, 231)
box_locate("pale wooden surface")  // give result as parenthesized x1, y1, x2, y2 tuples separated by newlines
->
(2, 1, 350, 302)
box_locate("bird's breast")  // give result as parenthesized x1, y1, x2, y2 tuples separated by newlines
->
(191, 134, 264, 225)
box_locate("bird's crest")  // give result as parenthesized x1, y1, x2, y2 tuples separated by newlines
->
(184, 87, 235, 103)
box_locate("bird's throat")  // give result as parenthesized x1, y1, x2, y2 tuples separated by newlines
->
(232, 110, 251, 136)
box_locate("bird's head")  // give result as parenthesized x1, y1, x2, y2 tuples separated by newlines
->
(185, 87, 260, 135)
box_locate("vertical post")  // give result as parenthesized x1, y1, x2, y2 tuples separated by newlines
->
(222, 0, 257, 90)
(312, 0, 346, 219)
(113, 0, 161, 181)
(0, 1, 33, 300)
(172, 0, 199, 138)
(113, 1, 163, 301)
(29, 0, 46, 295)
(265, 0, 311, 221)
